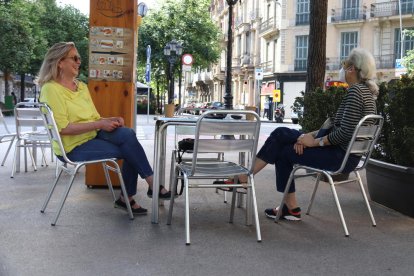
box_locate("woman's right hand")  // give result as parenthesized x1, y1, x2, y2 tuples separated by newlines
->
(97, 118, 121, 132)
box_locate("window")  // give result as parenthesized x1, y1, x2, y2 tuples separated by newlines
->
(266, 42, 270, 62)
(296, 0, 310, 25)
(342, 0, 359, 20)
(295, 35, 308, 71)
(401, 0, 414, 15)
(394, 28, 414, 59)
(246, 32, 250, 54)
(340, 32, 358, 61)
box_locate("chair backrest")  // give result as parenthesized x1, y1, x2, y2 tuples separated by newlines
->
(37, 103, 76, 165)
(0, 107, 13, 135)
(189, 110, 261, 175)
(336, 114, 384, 173)
(14, 102, 48, 139)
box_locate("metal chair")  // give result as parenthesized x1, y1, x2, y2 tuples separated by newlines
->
(38, 103, 133, 225)
(275, 114, 384, 237)
(0, 107, 17, 166)
(11, 102, 52, 178)
(167, 110, 262, 245)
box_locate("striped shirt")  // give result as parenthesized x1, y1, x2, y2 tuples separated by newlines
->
(327, 83, 376, 150)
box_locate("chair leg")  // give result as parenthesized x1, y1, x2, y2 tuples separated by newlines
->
(326, 173, 350, 237)
(306, 173, 322, 215)
(1, 136, 15, 166)
(229, 188, 237, 223)
(27, 146, 36, 172)
(355, 171, 376, 226)
(250, 176, 262, 242)
(10, 143, 19, 178)
(245, 183, 253, 226)
(102, 162, 116, 202)
(112, 161, 133, 220)
(167, 165, 178, 225)
(51, 171, 78, 226)
(184, 175, 191, 245)
(41, 168, 63, 213)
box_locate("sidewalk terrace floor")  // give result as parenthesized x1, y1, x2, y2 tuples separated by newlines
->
(0, 114, 413, 276)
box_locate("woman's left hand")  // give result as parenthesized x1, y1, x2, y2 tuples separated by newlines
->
(109, 117, 124, 127)
(297, 133, 316, 148)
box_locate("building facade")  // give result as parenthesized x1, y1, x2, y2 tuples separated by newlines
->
(203, 0, 413, 118)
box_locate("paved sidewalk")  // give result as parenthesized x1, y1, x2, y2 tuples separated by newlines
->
(0, 114, 413, 276)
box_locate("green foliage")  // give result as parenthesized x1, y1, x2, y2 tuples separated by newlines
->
(0, 0, 37, 90)
(372, 76, 414, 166)
(292, 86, 346, 133)
(402, 29, 414, 76)
(137, 0, 221, 84)
(0, 0, 89, 92)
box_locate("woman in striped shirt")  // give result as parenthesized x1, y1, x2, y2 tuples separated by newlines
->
(241, 48, 378, 221)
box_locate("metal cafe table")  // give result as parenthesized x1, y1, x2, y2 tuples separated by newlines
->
(151, 112, 256, 224)
(151, 116, 198, 223)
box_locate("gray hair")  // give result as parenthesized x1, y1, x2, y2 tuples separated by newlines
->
(345, 48, 379, 99)
(38, 42, 76, 87)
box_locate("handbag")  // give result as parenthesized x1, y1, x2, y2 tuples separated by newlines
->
(315, 117, 334, 138)
(175, 138, 195, 196)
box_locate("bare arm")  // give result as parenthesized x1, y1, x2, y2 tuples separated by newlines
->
(60, 117, 124, 135)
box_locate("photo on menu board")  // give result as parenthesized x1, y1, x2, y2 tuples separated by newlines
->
(101, 40, 114, 48)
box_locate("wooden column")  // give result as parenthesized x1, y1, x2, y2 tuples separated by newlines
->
(86, 0, 138, 187)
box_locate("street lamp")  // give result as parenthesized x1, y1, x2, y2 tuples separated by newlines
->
(224, 0, 238, 109)
(164, 39, 183, 104)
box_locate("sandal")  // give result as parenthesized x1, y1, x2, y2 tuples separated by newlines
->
(114, 198, 147, 215)
(147, 185, 172, 200)
(214, 179, 247, 192)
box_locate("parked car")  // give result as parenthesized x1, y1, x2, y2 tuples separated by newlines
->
(204, 101, 224, 109)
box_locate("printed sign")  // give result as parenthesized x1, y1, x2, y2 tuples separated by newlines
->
(88, 26, 134, 82)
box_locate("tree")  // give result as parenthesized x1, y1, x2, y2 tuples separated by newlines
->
(137, 0, 221, 105)
(37, 0, 89, 80)
(402, 29, 414, 76)
(305, 0, 328, 93)
(0, 0, 36, 98)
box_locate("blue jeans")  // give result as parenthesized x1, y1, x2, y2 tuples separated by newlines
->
(256, 127, 360, 193)
(63, 127, 153, 196)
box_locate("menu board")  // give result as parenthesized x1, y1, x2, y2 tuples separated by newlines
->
(88, 26, 134, 82)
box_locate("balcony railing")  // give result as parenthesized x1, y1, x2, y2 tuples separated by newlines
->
(259, 17, 279, 34)
(260, 61, 273, 73)
(375, 54, 398, 69)
(331, 7, 367, 22)
(371, 1, 414, 18)
(326, 54, 397, 70)
(294, 59, 307, 71)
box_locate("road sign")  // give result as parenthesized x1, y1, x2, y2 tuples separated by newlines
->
(182, 54, 193, 65)
(145, 63, 151, 83)
(255, 68, 263, 80)
(273, 89, 281, 102)
(182, 64, 192, 72)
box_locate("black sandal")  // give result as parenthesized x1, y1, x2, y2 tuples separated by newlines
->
(114, 198, 147, 215)
(147, 185, 172, 200)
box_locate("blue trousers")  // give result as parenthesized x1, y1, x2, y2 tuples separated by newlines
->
(63, 127, 153, 196)
(256, 127, 360, 193)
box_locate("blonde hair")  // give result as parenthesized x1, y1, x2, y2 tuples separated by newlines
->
(344, 48, 379, 99)
(37, 42, 76, 87)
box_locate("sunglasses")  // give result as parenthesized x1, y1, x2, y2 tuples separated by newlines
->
(65, 55, 81, 62)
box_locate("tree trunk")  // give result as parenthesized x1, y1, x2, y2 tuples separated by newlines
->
(20, 73, 26, 102)
(305, 0, 328, 93)
(4, 69, 10, 97)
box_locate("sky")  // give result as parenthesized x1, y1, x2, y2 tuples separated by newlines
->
(57, 0, 159, 15)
